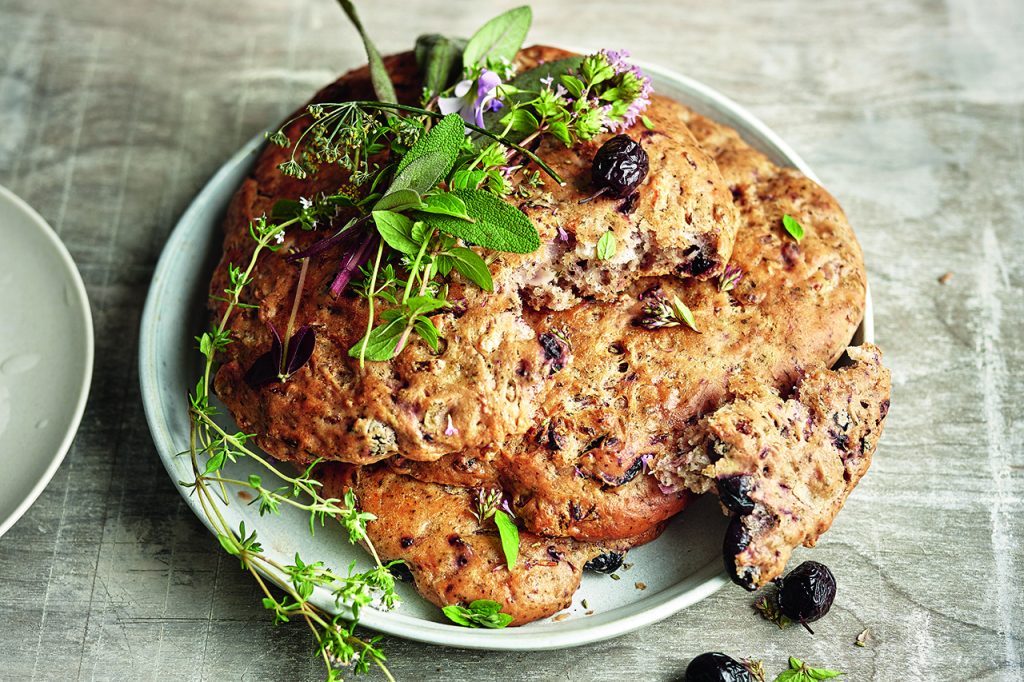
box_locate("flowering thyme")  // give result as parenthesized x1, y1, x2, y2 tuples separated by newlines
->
(718, 263, 743, 292)
(636, 289, 700, 332)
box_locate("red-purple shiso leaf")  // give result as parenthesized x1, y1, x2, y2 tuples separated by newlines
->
(284, 325, 316, 376)
(244, 323, 284, 388)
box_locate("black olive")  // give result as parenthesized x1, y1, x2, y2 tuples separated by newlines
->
(717, 475, 755, 515)
(387, 561, 414, 583)
(584, 551, 624, 574)
(777, 560, 837, 628)
(683, 652, 753, 682)
(583, 134, 649, 202)
(722, 516, 757, 591)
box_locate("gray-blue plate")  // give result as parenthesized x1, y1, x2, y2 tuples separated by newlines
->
(139, 60, 872, 650)
(0, 184, 94, 539)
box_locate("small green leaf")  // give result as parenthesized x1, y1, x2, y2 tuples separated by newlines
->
(421, 193, 475, 222)
(493, 510, 519, 569)
(373, 188, 425, 213)
(782, 214, 805, 242)
(451, 169, 487, 190)
(396, 113, 465, 177)
(671, 295, 699, 333)
(450, 246, 494, 291)
(462, 6, 532, 68)
(348, 314, 405, 361)
(641, 115, 655, 130)
(548, 121, 571, 145)
(416, 188, 540, 253)
(335, 0, 398, 104)
(442, 600, 514, 629)
(500, 108, 540, 134)
(441, 604, 474, 626)
(405, 295, 446, 317)
(596, 230, 617, 260)
(559, 74, 584, 98)
(217, 533, 239, 556)
(413, 316, 440, 352)
(372, 210, 419, 255)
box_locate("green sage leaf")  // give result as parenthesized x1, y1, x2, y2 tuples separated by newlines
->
(450, 246, 494, 291)
(416, 188, 540, 253)
(335, 0, 398, 104)
(396, 113, 464, 177)
(462, 6, 532, 68)
(415, 34, 466, 98)
(388, 150, 450, 198)
(373, 188, 425, 213)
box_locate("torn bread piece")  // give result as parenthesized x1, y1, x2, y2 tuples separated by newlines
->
(653, 344, 890, 589)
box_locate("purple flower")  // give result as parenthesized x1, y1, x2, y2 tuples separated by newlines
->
(438, 69, 505, 129)
(244, 323, 316, 388)
(597, 49, 653, 131)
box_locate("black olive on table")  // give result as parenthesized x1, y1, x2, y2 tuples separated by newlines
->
(776, 560, 837, 632)
(722, 515, 757, 591)
(683, 651, 753, 682)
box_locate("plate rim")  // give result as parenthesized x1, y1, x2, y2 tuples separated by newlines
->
(138, 59, 874, 651)
(0, 184, 95, 539)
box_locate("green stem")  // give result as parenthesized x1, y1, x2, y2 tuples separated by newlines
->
(358, 240, 385, 369)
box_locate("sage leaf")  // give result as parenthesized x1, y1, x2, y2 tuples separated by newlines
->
(493, 510, 519, 569)
(462, 6, 532, 68)
(421, 193, 474, 221)
(335, 0, 398, 104)
(415, 34, 466, 98)
(387, 150, 450, 199)
(450, 246, 494, 291)
(396, 113, 464, 177)
(372, 210, 419, 255)
(416, 188, 540, 253)
(373, 188, 425, 213)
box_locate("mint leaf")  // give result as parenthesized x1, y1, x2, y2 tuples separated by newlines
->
(596, 230, 616, 260)
(413, 316, 440, 352)
(416, 188, 540, 253)
(441, 604, 474, 626)
(493, 510, 519, 569)
(405, 295, 446, 317)
(450, 247, 493, 291)
(442, 600, 514, 629)
(421, 193, 475, 222)
(415, 34, 466, 98)
(348, 312, 404, 361)
(335, 0, 398, 104)
(372, 210, 418, 255)
(451, 169, 487, 190)
(462, 6, 532, 68)
(773, 657, 844, 682)
(396, 113, 464, 177)
(500, 108, 540, 134)
(782, 214, 805, 242)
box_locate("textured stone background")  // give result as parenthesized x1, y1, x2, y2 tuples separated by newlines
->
(0, 0, 1021, 680)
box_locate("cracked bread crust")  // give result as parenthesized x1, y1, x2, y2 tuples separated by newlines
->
(653, 344, 891, 589)
(319, 465, 664, 625)
(211, 47, 742, 467)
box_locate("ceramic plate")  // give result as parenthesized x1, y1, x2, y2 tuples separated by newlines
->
(0, 184, 94, 539)
(139, 60, 873, 650)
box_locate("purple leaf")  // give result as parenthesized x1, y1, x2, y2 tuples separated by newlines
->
(244, 323, 284, 388)
(330, 232, 379, 297)
(284, 325, 316, 376)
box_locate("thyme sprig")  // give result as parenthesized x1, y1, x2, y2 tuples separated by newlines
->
(187, 215, 399, 681)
